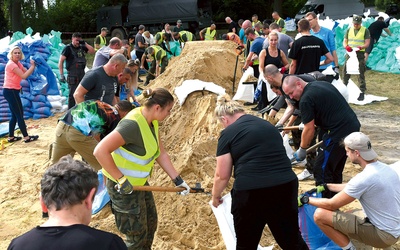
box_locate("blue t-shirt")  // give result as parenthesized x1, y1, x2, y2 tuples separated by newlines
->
(310, 27, 336, 69)
(239, 28, 247, 45)
(250, 36, 265, 55)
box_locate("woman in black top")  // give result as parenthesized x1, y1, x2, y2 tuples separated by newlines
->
(212, 94, 308, 250)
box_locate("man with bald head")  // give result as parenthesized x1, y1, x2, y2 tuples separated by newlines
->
(93, 37, 127, 68)
(239, 20, 251, 49)
(225, 17, 239, 35)
(282, 75, 360, 198)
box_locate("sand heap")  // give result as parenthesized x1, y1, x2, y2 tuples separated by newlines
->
(0, 40, 277, 249)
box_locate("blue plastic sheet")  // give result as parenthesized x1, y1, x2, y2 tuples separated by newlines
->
(92, 170, 110, 214)
(298, 192, 341, 250)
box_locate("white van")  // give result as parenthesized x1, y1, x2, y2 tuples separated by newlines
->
(295, 0, 365, 22)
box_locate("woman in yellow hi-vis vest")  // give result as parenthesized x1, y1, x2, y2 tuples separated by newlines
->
(94, 88, 190, 249)
(200, 24, 217, 40)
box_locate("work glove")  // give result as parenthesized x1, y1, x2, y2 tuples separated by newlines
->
(279, 66, 286, 74)
(79, 40, 86, 45)
(298, 194, 309, 207)
(298, 123, 304, 131)
(115, 175, 133, 195)
(275, 123, 283, 131)
(357, 46, 362, 51)
(293, 147, 307, 161)
(59, 75, 66, 83)
(333, 66, 340, 74)
(173, 175, 191, 196)
(345, 45, 353, 52)
(306, 183, 328, 194)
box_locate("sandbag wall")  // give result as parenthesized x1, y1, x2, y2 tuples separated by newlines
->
(0, 29, 67, 123)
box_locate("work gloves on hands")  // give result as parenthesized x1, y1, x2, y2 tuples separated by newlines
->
(345, 45, 353, 52)
(298, 194, 309, 207)
(115, 175, 134, 195)
(279, 66, 286, 74)
(59, 75, 66, 83)
(294, 147, 307, 161)
(173, 175, 191, 196)
(275, 123, 284, 131)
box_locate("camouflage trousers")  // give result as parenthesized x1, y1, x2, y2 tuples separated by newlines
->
(106, 179, 158, 250)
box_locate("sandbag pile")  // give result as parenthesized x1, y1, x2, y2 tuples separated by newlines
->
(331, 15, 400, 73)
(0, 28, 67, 123)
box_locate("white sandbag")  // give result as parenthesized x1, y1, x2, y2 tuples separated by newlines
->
(233, 67, 255, 103)
(174, 79, 225, 105)
(346, 50, 360, 74)
(47, 95, 64, 102)
(209, 193, 273, 250)
(347, 80, 388, 105)
(283, 134, 294, 159)
(50, 100, 62, 109)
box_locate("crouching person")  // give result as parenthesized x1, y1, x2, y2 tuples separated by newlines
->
(298, 132, 400, 250)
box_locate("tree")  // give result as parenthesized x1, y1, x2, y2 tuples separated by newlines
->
(10, 0, 23, 31)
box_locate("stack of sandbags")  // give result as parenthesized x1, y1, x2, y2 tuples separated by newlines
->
(0, 28, 66, 123)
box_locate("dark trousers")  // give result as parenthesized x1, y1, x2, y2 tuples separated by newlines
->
(3, 88, 28, 137)
(313, 135, 348, 198)
(343, 51, 366, 92)
(231, 179, 308, 250)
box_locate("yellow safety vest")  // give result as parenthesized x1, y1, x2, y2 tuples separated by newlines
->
(205, 28, 216, 40)
(179, 31, 194, 42)
(94, 35, 107, 51)
(348, 26, 366, 52)
(155, 32, 165, 46)
(150, 45, 167, 63)
(103, 108, 160, 186)
(276, 18, 286, 34)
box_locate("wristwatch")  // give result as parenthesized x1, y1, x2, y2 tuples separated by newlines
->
(300, 195, 309, 205)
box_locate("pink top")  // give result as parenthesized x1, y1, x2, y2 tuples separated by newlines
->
(4, 60, 24, 90)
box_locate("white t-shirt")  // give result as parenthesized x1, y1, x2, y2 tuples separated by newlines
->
(344, 161, 400, 237)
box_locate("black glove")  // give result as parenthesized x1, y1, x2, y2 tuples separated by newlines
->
(79, 40, 86, 45)
(275, 123, 283, 131)
(115, 175, 133, 195)
(59, 75, 66, 83)
(298, 194, 309, 207)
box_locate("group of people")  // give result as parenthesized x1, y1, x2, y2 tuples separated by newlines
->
(4, 12, 399, 250)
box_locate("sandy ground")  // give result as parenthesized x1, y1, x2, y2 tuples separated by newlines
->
(1, 41, 400, 249)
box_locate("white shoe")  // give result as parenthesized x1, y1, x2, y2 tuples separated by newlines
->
(291, 159, 307, 167)
(297, 169, 314, 181)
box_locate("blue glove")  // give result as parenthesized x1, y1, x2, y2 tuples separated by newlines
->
(294, 147, 307, 161)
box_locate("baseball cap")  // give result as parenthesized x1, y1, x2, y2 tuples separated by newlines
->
(177, 19, 182, 24)
(353, 15, 362, 24)
(101, 27, 108, 32)
(344, 132, 378, 161)
(139, 25, 145, 30)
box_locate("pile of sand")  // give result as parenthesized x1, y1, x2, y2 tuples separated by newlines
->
(1, 40, 400, 250)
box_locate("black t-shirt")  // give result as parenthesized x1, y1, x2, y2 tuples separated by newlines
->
(300, 81, 360, 142)
(217, 114, 296, 190)
(7, 224, 127, 250)
(288, 35, 329, 74)
(368, 20, 389, 39)
(228, 21, 240, 35)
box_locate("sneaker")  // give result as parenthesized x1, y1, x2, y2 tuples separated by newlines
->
(292, 159, 307, 167)
(297, 169, 314, 181)
(357, 92, 365, 101)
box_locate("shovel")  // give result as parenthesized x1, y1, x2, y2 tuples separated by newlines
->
(133, 183, 210, 195)
(290, 140, 323, 163)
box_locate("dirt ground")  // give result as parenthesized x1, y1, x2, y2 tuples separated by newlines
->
(1, 41, 400, 249)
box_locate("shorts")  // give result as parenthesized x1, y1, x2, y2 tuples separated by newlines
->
(333, 211, 398, 248)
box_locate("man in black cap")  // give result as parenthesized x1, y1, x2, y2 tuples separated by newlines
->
(342, 15, 370, 101)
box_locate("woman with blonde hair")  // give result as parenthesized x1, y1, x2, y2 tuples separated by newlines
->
(3, 46, 39, 143)
(212, 94, 307, 250)
(120, 59, 140, 104)
(94, 87, 190, 249)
